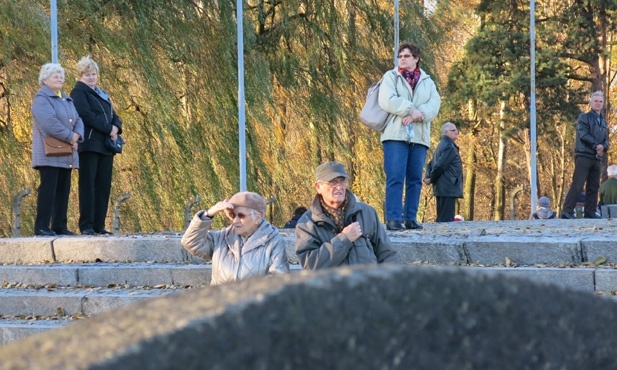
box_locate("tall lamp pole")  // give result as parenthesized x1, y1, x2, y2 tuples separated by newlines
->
(237, 0, 247, 191)
(50, 0, 58, 63)
(529, 0, 538, 215)
(394, 0, 399, 67)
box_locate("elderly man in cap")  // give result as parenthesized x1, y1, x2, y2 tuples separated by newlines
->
(182, 191, 289, 285)
(295, 161, 397, 270)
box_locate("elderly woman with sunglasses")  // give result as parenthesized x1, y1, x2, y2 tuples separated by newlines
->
(378, 41, 441, 231)
(181, 191, 289, 285)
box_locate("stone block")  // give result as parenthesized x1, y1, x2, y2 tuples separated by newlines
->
(459, 266, 595, 291)
(169, 265, 211, 287)
(53, 237, 185, 263)
(581, 237, 617, 264)
(4, 265, 617, 369)
(0, 265, 78, 286)
(0, 290, 83, 316)
(464, 236, 582, 265)
(81, 289, 177, 315)
(283, 236, 300, 264)
(77, 264, 174, 287)
(391, 237, 464, 264)
(594, 269, 617, 292)
(0, 238, 53, 264)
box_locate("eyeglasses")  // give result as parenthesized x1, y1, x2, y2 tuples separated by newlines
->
(230, 212, 248, 220)
(398, 54, 413, 59)
(447, 129, 458, 132)
(322, 178, 348, 188)
(226, 211, 254, 220)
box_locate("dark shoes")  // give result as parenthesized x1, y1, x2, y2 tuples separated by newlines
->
(584, 213, 602, 219)
(34, 229, 56, 237)
(386, 220, 423, 230)
(81, 229, 96, 236)
(95, 229, 113, 235)
(386, 220, 404, 231)
(53, 229, 75, 236)
(560, 211, 576, 219)
(405, 220, 424, 230)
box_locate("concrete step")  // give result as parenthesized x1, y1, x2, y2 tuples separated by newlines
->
(0, 287, 180, 316)
(0, 263, 212, 288)
(0, 318, 70, 345)
(3, 218, 617, 266)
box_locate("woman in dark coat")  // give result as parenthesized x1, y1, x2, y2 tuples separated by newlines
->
(31, 63, 84, 236)
(70, 56, 123, 236)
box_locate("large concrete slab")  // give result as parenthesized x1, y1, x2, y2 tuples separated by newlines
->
(4, 265, 617, 369)
(0, 238, 53, 264)
(53, 237, 185, 263)
(463, 236, 582, 265)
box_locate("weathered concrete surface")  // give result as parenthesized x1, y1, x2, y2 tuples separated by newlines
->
(463, 236, 582, 265)
(2, 265, 617, 370)
(0, 288, 177, 316)
(459, 266, 596, 292)
(53, 237, 185, 263)
(0, 320, 66, 345)
(0, 238, 53, 264)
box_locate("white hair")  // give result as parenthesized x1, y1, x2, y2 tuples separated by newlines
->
(441, 122, 456, 135)
(608, 165, 617, 178)
(38, 63, 65, 86)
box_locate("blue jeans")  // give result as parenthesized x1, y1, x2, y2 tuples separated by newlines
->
(383, 140, 427, 222)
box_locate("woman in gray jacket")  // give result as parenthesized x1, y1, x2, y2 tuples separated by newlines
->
(31, 63, 84, 236)
(181, 192, 289, 285)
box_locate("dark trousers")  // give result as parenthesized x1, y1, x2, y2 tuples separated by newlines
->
(79, 152, 114, 232)
(436, 196, 457, 222)
(35, 166, 72, 232)
(563, 156, 601, 216)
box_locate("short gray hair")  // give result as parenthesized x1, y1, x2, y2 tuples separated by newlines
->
(441, 122, 456, 135)
(608, 165, 617, 177)
(590, 91, 604, 102)
(38, 63, 65, 86)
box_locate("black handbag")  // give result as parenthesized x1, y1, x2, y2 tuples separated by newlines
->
(105, 135, 124, 154)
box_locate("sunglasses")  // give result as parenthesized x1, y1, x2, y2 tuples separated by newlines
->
(397, 54, 414, 59)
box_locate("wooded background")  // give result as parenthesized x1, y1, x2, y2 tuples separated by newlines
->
(0, 0, 615, 236)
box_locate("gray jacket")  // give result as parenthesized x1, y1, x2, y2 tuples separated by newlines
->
(181, 213, 289, 285)
(31, 86, 84, 169)
(295, 191, 398, 270)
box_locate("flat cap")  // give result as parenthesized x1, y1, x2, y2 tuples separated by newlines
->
(228, 192, 266, 214)
(315, 161, 349, 182)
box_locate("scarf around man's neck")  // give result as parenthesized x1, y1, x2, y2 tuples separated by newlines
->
(319, 197, 347, 233)
(399, 67, 421, 90)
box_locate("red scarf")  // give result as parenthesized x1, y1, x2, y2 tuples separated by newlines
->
(399, 67, 421, 90)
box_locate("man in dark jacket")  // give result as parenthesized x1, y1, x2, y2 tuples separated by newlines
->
(424, 122, 463, 222)
(561, 91, 609, 219)
(295, 161, 398, 270)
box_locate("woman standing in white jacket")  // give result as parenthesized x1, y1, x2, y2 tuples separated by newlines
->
(378, 41, 441, 231)
(181, 191, 289, 285)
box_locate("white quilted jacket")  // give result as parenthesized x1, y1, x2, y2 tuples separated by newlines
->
(181, 215, 290, 285)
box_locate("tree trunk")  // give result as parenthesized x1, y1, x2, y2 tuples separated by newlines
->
(463, 98, 478, 221)
(493, 100, 507, 221)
